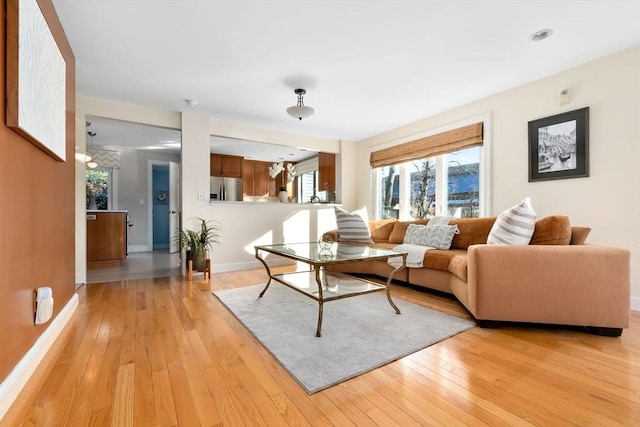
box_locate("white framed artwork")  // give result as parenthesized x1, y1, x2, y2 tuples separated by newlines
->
(6, 0, 67, 162)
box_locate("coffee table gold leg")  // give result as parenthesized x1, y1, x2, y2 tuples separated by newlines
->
(386, 259, 405, 314)
(315, 267, 324, 337)
(255, 249, 273, 297)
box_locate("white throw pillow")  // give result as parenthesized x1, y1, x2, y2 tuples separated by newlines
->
(404, 223, 459, 250)
(487, 197, 536, 245)
(334, 206, 373, 243)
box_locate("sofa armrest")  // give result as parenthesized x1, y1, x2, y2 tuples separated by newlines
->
(322, 229, 339, 242)
(466, 244, 630, 328)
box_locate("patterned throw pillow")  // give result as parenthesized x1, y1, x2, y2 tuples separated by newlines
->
(487, 197, 536, 245)
(334, 207, 373, 243)
(404, 223, 460, 250)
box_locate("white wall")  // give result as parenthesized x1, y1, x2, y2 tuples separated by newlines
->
(203, 203, 338, 272)
(356, 46, 640, 306)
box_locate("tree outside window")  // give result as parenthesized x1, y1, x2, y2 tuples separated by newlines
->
(86, 170, 109, 210)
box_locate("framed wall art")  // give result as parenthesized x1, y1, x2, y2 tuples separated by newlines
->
(6, 0, 67, 161)
(528, 107, 589, 182)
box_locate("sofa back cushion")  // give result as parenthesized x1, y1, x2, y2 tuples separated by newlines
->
(449, 217, 497, 249)
(388, 219, 428, 243)
(570, 226, 591, 245)
(530, 215, 572, 245)
(369, 220, 397, 243)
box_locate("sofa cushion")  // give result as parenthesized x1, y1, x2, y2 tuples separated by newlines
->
(388, 219, 428, 243)
(530, 215, 572, 245)
(369, 220, 397, 243)
(404, 224, 459, 250)
(334, 207, 373, 243)
(421, 248, 467, 274)
(570, 226, 591, 245)
(449, 217, 497, 249)
(487, 197, 536, 245)
(447, 254, 469, 282)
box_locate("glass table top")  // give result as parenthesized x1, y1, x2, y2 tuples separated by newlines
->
(255, 242, 406, 265)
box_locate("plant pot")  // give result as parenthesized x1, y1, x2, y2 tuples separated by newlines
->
(278, 190, 288, 203)
(186, 250, 208, 271)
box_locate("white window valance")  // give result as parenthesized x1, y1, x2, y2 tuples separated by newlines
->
(295, 156, 318, 176)
(87, 149, 120, 169)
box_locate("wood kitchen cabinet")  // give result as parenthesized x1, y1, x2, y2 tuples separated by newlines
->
(210, 154, 243, 178)
(87, 210, 128, 269)
(242, 159, 275, 196)
(318, 152, 336, 192)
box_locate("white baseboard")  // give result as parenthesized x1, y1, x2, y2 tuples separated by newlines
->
(631, 297, 640, 312)
(128, 245, 149, 253)
(0, 293, 79, 422)
(212, 258, 295, 273)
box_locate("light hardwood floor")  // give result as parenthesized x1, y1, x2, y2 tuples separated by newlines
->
(3, 268, 639, 426)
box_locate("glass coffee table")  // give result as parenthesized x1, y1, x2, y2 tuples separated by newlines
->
(254, 242, 407, 337)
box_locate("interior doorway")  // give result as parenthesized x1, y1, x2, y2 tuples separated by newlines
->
(152, 164, 170, 249)
(147, 160, 180, 253)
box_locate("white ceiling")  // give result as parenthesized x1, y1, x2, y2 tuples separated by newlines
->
(55, 0, 640, 154)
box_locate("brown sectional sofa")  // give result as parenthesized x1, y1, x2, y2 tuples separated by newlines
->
(323, 216, 631, 336)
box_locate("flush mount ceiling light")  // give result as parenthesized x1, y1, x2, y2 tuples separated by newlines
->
(286, 88, 314, 121)
(530, 28, 553, 42)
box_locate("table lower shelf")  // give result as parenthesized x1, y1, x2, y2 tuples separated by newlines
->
(271, 269, 386, 302)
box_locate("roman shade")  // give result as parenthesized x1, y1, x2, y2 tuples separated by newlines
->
(370, 122, 483, 168)
(294, 156, 319, 176)
(87, 149, 121, 169)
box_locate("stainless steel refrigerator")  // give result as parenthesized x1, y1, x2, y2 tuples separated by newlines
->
(210, 177, 243, 201)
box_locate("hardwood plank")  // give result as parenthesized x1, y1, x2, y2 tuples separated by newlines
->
(111, 363, 135, 427)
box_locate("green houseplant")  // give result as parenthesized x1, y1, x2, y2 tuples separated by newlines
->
(174, 217, 222, 271)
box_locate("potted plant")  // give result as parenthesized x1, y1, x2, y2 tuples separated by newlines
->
(174, 217, 222, 271)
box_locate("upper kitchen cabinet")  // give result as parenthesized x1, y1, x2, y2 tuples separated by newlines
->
(242, 159, 275, 196)
(211, 154, 243, 178)
(318, 152, 336, 192)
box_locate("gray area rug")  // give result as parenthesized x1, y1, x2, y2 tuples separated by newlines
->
(213, 284, 476, 393)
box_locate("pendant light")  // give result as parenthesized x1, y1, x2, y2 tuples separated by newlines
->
(286, 88, 314, 120)
(86, 131, 98, 169)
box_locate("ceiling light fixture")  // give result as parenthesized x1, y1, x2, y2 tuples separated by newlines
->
(530, 28, 553, 42)
(86, 131, 98, 169)
(286, 88, 314, 121)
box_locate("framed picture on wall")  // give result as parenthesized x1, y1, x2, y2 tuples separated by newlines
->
(6, 0, 67, 162)
(528, 107, 589, 182)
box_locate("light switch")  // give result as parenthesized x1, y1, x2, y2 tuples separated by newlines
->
(139, 198, 144, 204)
(197, 192, 207, 201)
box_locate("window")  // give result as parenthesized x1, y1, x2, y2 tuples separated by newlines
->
(375, 145, 483, 219)
(297, 170, 318, 203)
(86, 168, 116, 210)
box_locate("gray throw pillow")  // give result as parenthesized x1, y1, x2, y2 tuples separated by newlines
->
(404, 223, 459, 250)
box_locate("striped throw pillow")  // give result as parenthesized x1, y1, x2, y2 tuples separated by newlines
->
(334, 207, 373, 243)
(487, 197, 536, 245)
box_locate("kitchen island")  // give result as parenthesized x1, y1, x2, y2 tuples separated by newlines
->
(86, 210, 129, 269)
